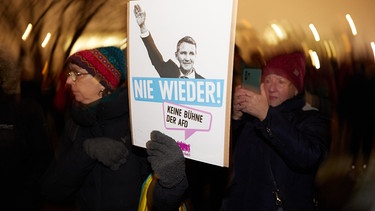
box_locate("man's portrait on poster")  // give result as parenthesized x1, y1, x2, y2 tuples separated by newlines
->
(134, 4, 205, 79)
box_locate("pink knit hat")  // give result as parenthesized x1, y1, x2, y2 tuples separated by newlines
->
(262, 52, 306, 94)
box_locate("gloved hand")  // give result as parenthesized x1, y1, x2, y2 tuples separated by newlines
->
(83, 137, 129, 170)
(146, 130, 186, 188)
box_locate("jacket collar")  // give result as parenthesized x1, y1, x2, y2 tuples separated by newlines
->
(71, 87, 128, 126)
(273, 93, 305, 113)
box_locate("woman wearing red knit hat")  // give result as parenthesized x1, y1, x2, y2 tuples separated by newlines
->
(41, 46, 188, 211)
(221, 51, 331, 211)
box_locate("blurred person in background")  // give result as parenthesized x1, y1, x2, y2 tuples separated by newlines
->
(338, 70, 375, 171)
(315, 63, 375, 211)
(40, 46, 188, 211)
(0, 46, 54, 210)
(221, 51, 331, 211)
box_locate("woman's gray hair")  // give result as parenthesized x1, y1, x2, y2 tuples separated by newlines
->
(0, 46, 21, 95)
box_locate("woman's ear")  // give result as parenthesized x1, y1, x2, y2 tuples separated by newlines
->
(98, 86, 105, 97)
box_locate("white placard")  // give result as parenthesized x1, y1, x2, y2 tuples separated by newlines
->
(127, 0, 238, 167)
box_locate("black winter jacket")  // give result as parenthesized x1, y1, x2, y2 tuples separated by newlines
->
(41, 87, 187, 211)
(222, 94, 330, 211)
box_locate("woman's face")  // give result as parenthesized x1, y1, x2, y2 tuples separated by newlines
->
(66, 64, 104, 104)
(263, 74, 298, 107)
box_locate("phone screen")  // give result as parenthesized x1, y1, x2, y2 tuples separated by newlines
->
(242, 68, 262, 93)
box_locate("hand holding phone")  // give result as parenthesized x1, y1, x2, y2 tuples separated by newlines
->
(242, 68, 261, 93)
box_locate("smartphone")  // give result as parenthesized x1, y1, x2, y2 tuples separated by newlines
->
(242, 68, 261, 93)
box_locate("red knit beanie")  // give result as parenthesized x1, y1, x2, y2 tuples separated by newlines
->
(66, 46, 126, 91)
(262, 51, 306, 94)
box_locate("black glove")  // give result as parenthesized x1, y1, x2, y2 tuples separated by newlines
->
(146, 130, 186, 188)
(83, 137, 129, 170)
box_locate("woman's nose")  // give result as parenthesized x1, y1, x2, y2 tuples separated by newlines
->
(66, 76, 74, 85)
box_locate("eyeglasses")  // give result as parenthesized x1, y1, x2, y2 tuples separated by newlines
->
(67, 71, 90, 82)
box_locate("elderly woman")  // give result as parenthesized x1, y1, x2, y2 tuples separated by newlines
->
(221, 52, 331, 211)
(41, 46, 187, 211)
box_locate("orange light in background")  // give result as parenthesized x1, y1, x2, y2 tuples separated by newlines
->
(42, 61, 49, 75)
(309, 24, 320, 42)
(41, 33, 51, 48)
(69, 34, 125, 55)
(371, 41, 375, 62)
(22, 23, 32, 41)
(309, 50, 320, 69)
(120, 38, 127, 50)
(271, 23, 286, 40)
(345, 14, 357, 36)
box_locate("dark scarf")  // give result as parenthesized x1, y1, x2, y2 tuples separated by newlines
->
(69, 87, 129, 137)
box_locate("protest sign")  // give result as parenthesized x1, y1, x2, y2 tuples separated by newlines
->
(128, 0, 237, 167)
